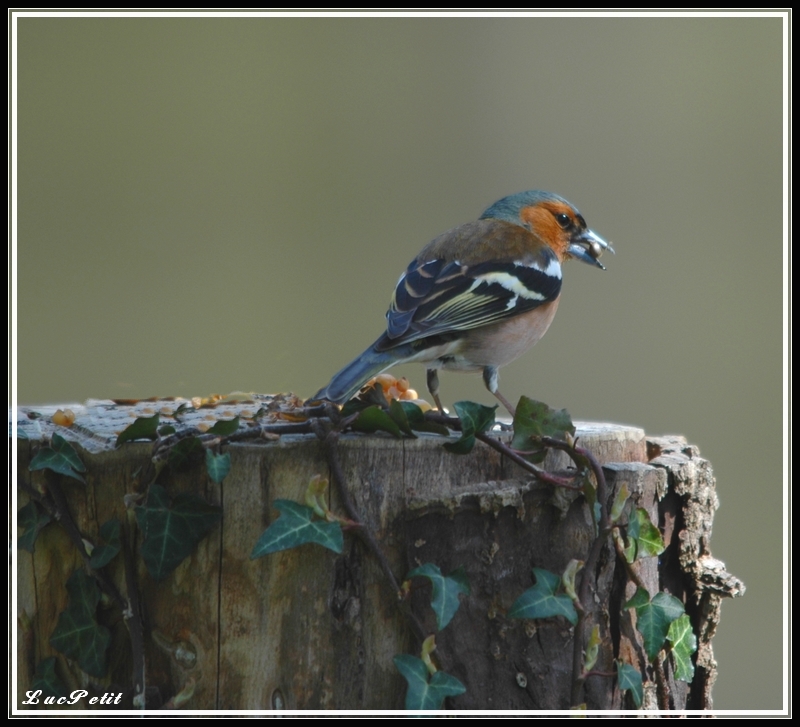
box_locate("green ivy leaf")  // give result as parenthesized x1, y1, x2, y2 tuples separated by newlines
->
(623, 509, 665, 562)
(387, 399, 416, 437)
(510, 397, 575, 463)
(352, 405, 404, 438)
(135, 485, 222, 580)
(339, 383, 389, 417)
(627, 589, 686, 662)
(167, 436, 205, 472)
(561, 559, 582, 602)
(616, 661, 643, 708)
(623, 586, 651, 611)
(393, 654, 466, 710)
(172, 402, 193, 420)
(340, 397, 372, 418)
(158, 424, 176, 436)
(443, 401, 496, 454)
(29, 433, 86, 483)
(250, 500, 343, 559)
(624, 509, 640, 563)
(399, 402, 451, 436)
(31, 657, 68, 699)
(633, 508, 665, 558)
(407, 564, 470, 631)
(508, 567, 578, 625)
(88, 518, 121, 569)
(116, 414, 160, 445)
(584, 624, 601, 671)
(49, 570, 111, 678)
(667, 614, 697, 682)
(208, 417, 240, 436)
(610, 483, 630, 523)
(205, 450, 231, 483)
(17, 501, 51, 552)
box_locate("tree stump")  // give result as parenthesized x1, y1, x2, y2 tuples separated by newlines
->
(13, 397, 744, 712)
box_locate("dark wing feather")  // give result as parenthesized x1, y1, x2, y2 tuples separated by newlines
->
(379, 250, 562, 350)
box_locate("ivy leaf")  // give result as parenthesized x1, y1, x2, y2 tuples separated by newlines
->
(616, 661, 643, 708)
(250, 500, 343, 559)
(339, 383, 390, 417)
(626, 588, 686, 662)
(17, 501, 51, 552)
(624, 509, 640, 563)
(29, 433, 86, 483)
(49, 570, 111, 678)
(116, 414, 160, 445)
(158, 424, 177, 436)
(88, 518, 121, 569)
(31, 657, 68, 699)
(561, 559, 583, 602)
(667, 614, 697, 682)
(393, 654, 466, 710)
(172, 402, 193, 420)
(624, 509, 665, 562)
(508, 567, 578, 625)
(511, 397, 575, 463)
(168, 436, 205, 472)
(623, 586, 651, 611)
(400, 402, 450, 436)
(584, 624, 601, 672)
(388, 400, 416, 437)
(352, 406, 404, 438)
(610, 483, 630, 523)
(205, 450, 231, 483)
(340, 394, 375, 418)
(407, 564, 470, 631)
(444, 401, 496, 454)
(208, 417, 240, 436)
(135, 485, 222, 581)
(633, 508, 665, 558)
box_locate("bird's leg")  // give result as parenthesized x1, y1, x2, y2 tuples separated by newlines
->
(483, 367, 516, 418)
(426, 368, 446, 414)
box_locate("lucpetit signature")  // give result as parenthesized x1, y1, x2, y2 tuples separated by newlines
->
(23, 690, 123, 706)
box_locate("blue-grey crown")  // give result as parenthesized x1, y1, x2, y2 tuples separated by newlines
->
(480, 190, 573, 224)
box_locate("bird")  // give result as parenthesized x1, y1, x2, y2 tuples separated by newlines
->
(312, 190, 612, 415)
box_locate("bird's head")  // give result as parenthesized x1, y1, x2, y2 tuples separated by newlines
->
(481, 190, 614, 268)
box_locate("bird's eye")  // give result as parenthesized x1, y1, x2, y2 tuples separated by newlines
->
(555, 213, 571, 229)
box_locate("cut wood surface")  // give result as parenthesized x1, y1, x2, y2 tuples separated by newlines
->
(13, 397, 743, 711)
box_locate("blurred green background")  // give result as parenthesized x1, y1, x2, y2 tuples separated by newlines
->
(14, 15, 785, 710)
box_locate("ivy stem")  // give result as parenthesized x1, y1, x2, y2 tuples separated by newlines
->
(538, 438, 613, 707)
(655, 653, 670, 710)
(20, 474, 128, 611)
(121, 518, 146, 709)
(311, 420, 427, 644)
(612, 528, 649, 593)
(423, 411, 581, 489)
(476, 433, 583, 489)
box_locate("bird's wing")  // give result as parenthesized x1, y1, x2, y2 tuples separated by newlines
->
(381, 248, 562, 348)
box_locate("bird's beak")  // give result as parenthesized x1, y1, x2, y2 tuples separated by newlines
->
(568, 229, 614, 270)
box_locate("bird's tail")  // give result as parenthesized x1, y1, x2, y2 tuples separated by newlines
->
(312, 343, 398, 404)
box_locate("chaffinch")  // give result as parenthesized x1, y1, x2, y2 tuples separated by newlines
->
(313, 190, 612, 414)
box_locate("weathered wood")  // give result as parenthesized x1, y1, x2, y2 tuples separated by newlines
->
(13, 401, 742, 711)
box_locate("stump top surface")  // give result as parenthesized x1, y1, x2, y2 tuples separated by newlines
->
(12, 393, 648, 463)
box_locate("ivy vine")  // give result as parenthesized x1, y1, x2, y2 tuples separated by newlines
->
(16, 387, 697, 711)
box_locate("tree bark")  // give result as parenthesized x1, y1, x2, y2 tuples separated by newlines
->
(14, 401, 743, 712)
